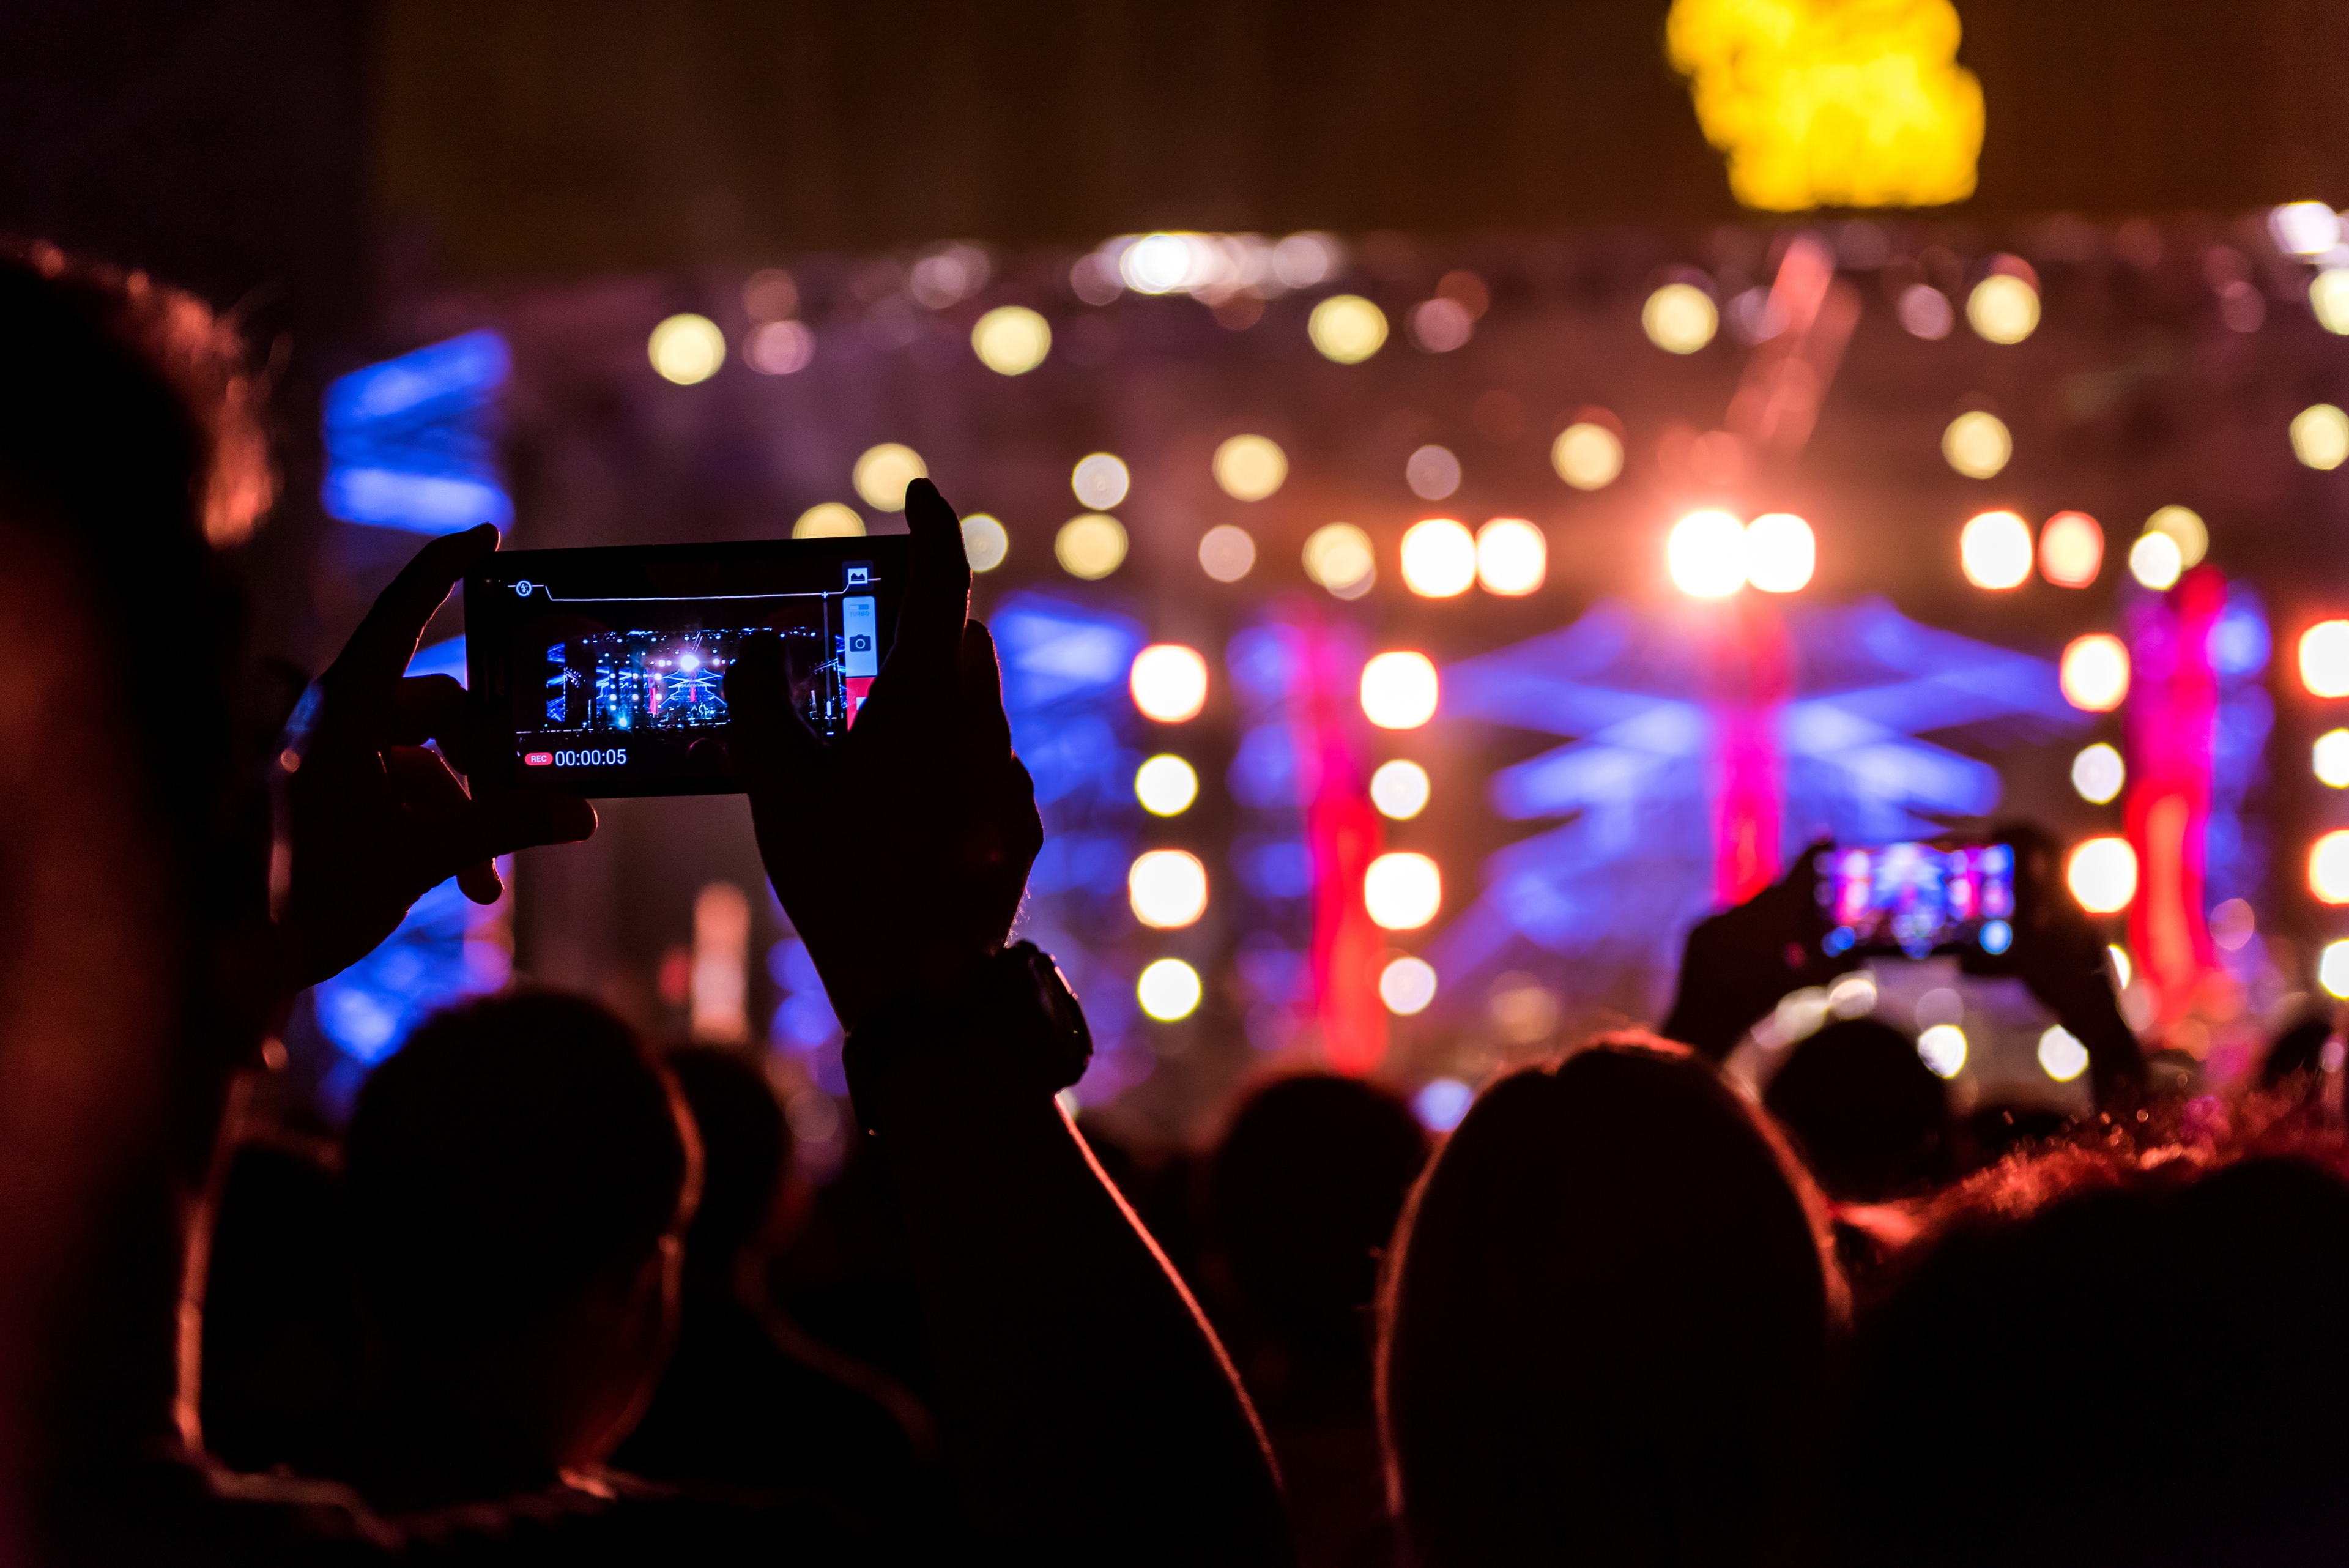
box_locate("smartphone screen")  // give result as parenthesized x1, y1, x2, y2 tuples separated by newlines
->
(464, 535, 908, 797)
(1817, 841, 2016, 960)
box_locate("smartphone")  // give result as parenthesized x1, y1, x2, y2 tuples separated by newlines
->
(464, 535, 908, 797)
(1816, 841, 2016, 960)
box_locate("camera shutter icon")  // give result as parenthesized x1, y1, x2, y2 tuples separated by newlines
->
(848, 634, 874, 652)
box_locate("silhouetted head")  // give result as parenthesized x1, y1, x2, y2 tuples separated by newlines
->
(1765, 1017, 1954, 1202)
(343, 991, 699, 1483)
(1210, 1074, 1428, 1377)
(1381, 1033, 1844, 1567)
(1837, 1146, 2349, 1567)
(2265, 1011, 2336, 1087)
(662, 1046, 792, 1289)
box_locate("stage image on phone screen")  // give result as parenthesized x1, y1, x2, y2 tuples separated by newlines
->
(466, 537, 905, 797)
(1817, 841, 2015, 960)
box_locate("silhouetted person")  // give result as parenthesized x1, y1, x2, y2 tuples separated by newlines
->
(333, 991, 697, 1517)
(198, 1139, 362, 1476)
(1764, 1018, 1954, 1203)
(614, 1046, 940, 1523)
(1835, 1147, 2349, 1567)
(2265, 1009, 2337, 1087)
(1210, 1075, 1428, 1568)
(1381, 1035, 1844, 1567)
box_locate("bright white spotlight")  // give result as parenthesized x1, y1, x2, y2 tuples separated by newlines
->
(1364, 853, 1442, 930)
(2068, 837, 2139, 914)
(1370, 759, 1431, 819)
(2038, 1026, 2089, 1083)
(2128, 530, 2182, 591)
(1400, 518, 1477, 597)
(1360, 652, 1439, 730)
(1071, 452, 1131, 510)
(853, 443, 927, 511)
(1668, 510, 1747, 597)
(1917, 1024, 1969, 1079)
(1744, 513, 1815, 593)
(1379, 956, 1438, 1016)
(1960, 511, 2033, 590)
(1134, 754, 1199, 816)
(2059, 634, 2131, 713)
(961, 514, 1009, 571)
(1129, 850, 1209, 929)
(649, 313, 725, 384)
(1137, 958, 1203, 1021)
(2301, 621, 2349, 698)
(2273, 202, 2344, 257)
(2323, 941, 2349, 1001)
(2312, 831, 2349, 906)
(2071, 743, 2126, 804)
(2316, 729, 2349, 789)
(1130, 644, 1209, 723)
(1475, 518, 1547, 595)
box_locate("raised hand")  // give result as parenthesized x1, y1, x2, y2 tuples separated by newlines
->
(726, 478, 1042, 1033)
(278, 524, 596, 990)
(1661, 843, 1855, 1060)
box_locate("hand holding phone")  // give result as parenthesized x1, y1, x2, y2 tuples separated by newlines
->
(1816, 840, 2017, 962)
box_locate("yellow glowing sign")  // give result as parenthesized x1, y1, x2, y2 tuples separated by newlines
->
(1666, 0, 1984, 212)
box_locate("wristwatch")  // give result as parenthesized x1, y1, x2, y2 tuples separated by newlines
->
(841, 942, 1093, 1136)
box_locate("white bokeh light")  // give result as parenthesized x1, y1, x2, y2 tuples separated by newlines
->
(1668, 510, 1747, 597)
(1130, 644, 1209, 723)
(2072, 743, 2126, 804)
(2068, 837, 2139, 914)
(1400, 518, 1477, 597)
(1137, 958, 1203, 1021)
(1475, 518, 1547, 596)
(1917, 1024, 1969, 1079)
(1744, 513, 1815, 593)
(2038, 1025, 2089, 1083)
(1370, 759, 1431, 819)
(1364, 852, 1442, 931)
(1379, 956, 1439, 1016)
(1360, 652, 1439, 729)
(1134, 754, 1200, 816)
(1129, 850, 1209, 929)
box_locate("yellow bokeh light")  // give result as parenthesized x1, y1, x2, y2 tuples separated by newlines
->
(2059, 634, 2130, 713)
(1213, 434, 1289, 501)
(960, 513, 1008, 571)
(1370, 759, 1431, 820)
(2067, 836, 2138, 915)
(2301, 620, 2349, 698)
(1665, 0, 1983, 211)
(1967, 275, 2040, 344)
(1129, 644, 1209, 723)
(1400, 518, 1477, 598)
(1199, 524, 1256, 582)
(1055, 513, 1127, 579)
(852, 443, 927, 511)
(1129, 849, 1209, 929)
(1308, 295, 1389, 363)
(2313, 831, 2349, 905)
(2293, 404, 2349, 470)
(1553, 422, 1625, 489)
(1378, 956, 1438, 1016)
(2324, 941, 2349, 1000)
(2037, 1025, 2088, 1083)
(1475, 518, 1548, 596)
(2312, 270, 2349, 335)
(1643, 283, 1718, 353)
(2145, 505, 2207, 568)
(1364, 852, 1443, 931)
(1304, 522, 1376, 598)
(971, 305, 1052, 376)
(1137, 957, 1203, 1022)
(2071, 743, 2125, 804)
(1942, 411, 2011, 478)
(1135, 754, 1200, 816)
(792, 502, 865, 539)
(1744, 513, 1815, 593)
(1360, 651, 1439, 730)
(1916, 1024, 1967, 1079)
(1669, 510, 1748, 596)
(1072, 452, 1130, 510)
(649, 313, 725, 384)
(2038, 511, 2102, 588)
(2128, 531, 2182, 591)
(1959, 510, 2032, 590)
(2316, 729, 2349, 789)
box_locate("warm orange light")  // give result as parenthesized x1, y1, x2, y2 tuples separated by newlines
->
(2038, 511, 2102, 588)
(2059, 634, 2130, 713)
(1959, 510, 2032, 590)
(1400, 518, 1477, 597)
(1361, 652, 1440, 729)
(2066, 837, 2137, 915)
(2302, 620, 2349, 699)
(2313, 831, 2349, 905)
(1129, 644, 1209, 722)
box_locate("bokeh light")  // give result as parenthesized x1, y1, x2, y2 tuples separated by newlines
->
(1361, 652, 1439, 729)
(1412, 1077, 1472, 1130)
(1120, 233, 1195, 294)
(1130, 643, 1209, 723)
(1552, 422, 1625, 490)
(2060, 634, 2131, 713)
(1134, 754, 1199, 816)
(960, 513, 1008, 571)
(1916, 1024, 1968, 1079)
(2067, 836, 2139, 914)
(2128, 530, 2183, 590)
(1137, 958, 1202, 1021)
(1668, 510, 1748, 597)
(2273, 202, 2343, 256)
(2038, 511, 2102, 587)
(971, 305, 1052, 376)
(1942, 411, 2011, 478)
(2146, 505, 2208, 567)
(1401, 518, 1477, 597)
(2302, 620, 2349, 697)
(1642, 283, 1718, 353)
(1304, 523, 1376, 598)
(852, 443, 927, 511)
(792, 502, 864, 539)
(649, 313, 725, 384)
(1308, 295, 1389, 363)
(2313, 831, 2349, 905)
(2315, 729, 2349, 788)
(1379, 956, 1439, 1016)
(2072, 742, 2126, 804)
(2038, 1025, 2089, 1083)
(1212, 434, 1288, 500)
(742, 268, 798, 321)
(1896, 284, 1954, 338)
(1408, 297, 1475, 353)
(2324, 941, 2349, 1001)
(1055, 513, 1127, 579)
(1198, 524, 1256, 582)
(1370, 759, 1431, 819)
(1071, 452, 1130, 510)
(1406, 445, 1462, 500)
(2293, 404, 2349, 470)
(1364, 852, 1442, 931)
(1744, 513, 1815, 593)
(2312, 270, 2349, 335)
(1129, 849, 1209, 928)
(1967, 274, 2039, 344)
(1959, 510, 2032, 590)
(1475, 518, 1548, 595)
(744, 320, 814, 376)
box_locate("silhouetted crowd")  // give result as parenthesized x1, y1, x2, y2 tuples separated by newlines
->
(5, 242, 2348, 1567)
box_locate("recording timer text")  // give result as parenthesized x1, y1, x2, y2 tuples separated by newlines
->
(524, 747, 629, 768)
